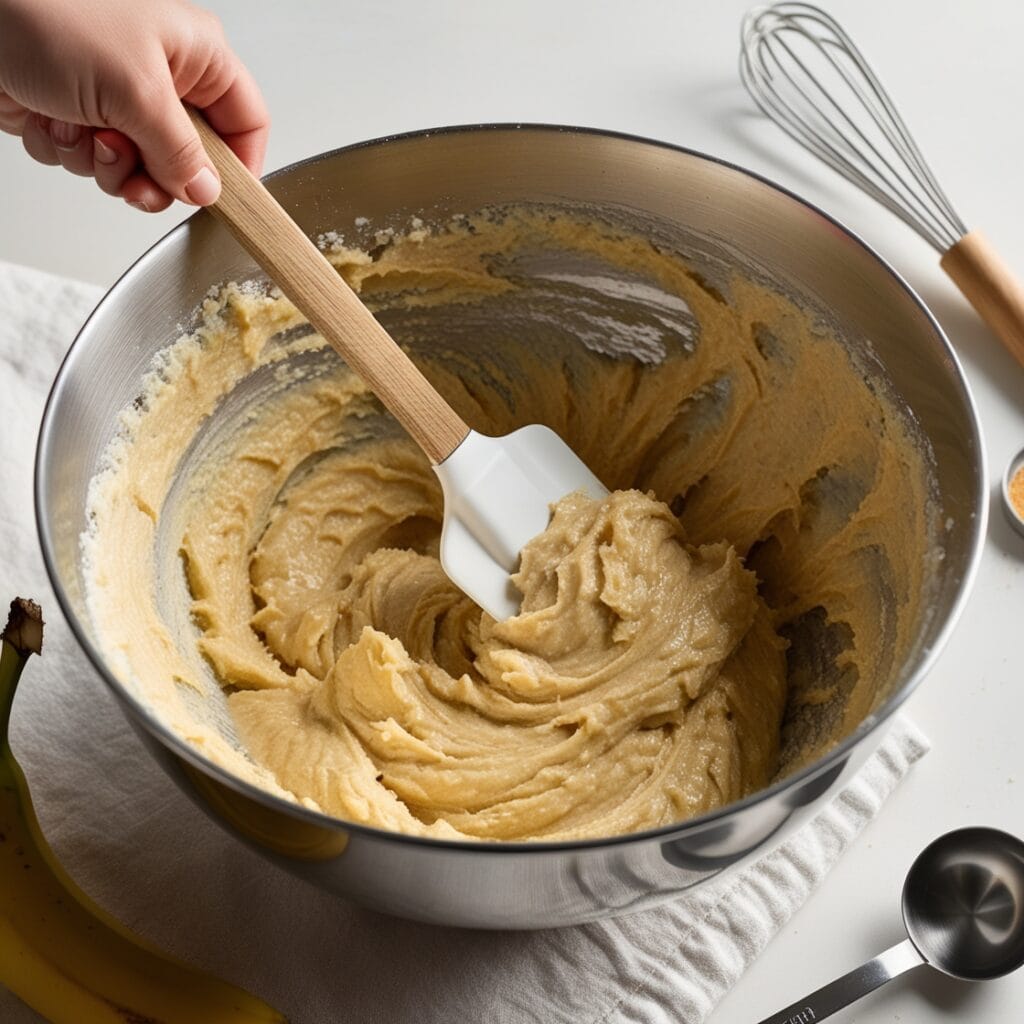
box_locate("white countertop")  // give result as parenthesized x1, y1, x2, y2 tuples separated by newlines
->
(3, 1, 1023, 1020)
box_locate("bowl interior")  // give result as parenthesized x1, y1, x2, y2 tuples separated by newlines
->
(37, 125, 985, 843)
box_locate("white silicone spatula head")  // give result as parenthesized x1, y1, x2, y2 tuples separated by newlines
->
(434, 426, 608, 619)
(189, 110, 608, 619)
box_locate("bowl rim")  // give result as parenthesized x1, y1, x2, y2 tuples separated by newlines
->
(35, 121, 989, 854)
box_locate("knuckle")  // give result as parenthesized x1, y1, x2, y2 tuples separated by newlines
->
(201, 8, 225, 37)
(161, 133, 204, 175)
(22, 129, 59, 166)
(192, 44, 232, 101)
(118, 69, 168, 124)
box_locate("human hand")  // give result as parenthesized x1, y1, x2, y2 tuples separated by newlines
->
(0, 0, 269, 212)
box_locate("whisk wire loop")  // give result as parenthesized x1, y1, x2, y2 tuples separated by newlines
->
(740, 2, 967, 252)
(762, 28, 954, 249)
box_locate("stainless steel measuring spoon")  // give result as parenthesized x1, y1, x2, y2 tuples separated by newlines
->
(758, 827, 1024, 1023)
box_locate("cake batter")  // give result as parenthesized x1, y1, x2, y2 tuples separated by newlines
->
(85, 208, 934, 841)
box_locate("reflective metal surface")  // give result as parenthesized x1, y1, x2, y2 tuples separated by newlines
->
(759, 827, 1024, 1023)
(35, 125, 987, 928)
(905, 827, 1024, 980)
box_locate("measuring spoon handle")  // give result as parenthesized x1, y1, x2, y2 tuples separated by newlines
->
(755, 938, 924, 1024)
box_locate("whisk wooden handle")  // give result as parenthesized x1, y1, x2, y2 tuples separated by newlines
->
(187, 108, 470, 464)
(940, 231, 1024, 370)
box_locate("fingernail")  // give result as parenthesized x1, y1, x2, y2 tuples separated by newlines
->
(94, 137, 117, 165)
(184, 166, 220, 205)
(50, 120, 82, 150)
(127, 199, 150, 213)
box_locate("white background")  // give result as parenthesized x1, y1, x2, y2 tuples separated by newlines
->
(2, 0, 1023, 1021)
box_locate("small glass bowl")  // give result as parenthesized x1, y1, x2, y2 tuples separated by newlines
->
(1003, 447, 1024, 539)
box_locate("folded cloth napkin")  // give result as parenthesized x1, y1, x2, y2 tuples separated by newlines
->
(0, 259, 929, 1024)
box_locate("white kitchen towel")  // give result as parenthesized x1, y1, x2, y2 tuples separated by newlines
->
(0, 258, 929, 1024)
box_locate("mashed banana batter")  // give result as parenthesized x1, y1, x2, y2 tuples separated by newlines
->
(85, 207, 934, 841)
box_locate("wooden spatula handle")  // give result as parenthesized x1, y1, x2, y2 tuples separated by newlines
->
(187, 108, 470, 464)
(940, 230, 1024, 370)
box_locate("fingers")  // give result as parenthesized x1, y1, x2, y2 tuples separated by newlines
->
(21, 113, 170, 212)
(0, 91, 28, 136)
(91, 129, 137, 195)
(49, 120, 95, 177)
(93, 129, 173, 211)
(10, 16, 269, 212)
(119, 170, 174, 213)
(189, 60, 270, 177)
(123, 69, 221, 206)
(121, 31, 270, 203)
(21, 114, 60, 165)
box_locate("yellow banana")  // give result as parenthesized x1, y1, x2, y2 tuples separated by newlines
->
(0, 598, 288, 1024)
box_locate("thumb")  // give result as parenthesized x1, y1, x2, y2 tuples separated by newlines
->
(128, 86, 221, 206)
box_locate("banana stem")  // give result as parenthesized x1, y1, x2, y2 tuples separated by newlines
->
(0, 598, 42, 770)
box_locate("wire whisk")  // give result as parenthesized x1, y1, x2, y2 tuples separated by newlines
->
(740, 2, 1024, 369)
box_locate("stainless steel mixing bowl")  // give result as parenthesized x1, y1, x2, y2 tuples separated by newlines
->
(36, 125, 986, 928)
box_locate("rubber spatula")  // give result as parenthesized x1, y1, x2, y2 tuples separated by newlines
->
(187, 111, 608, 620)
